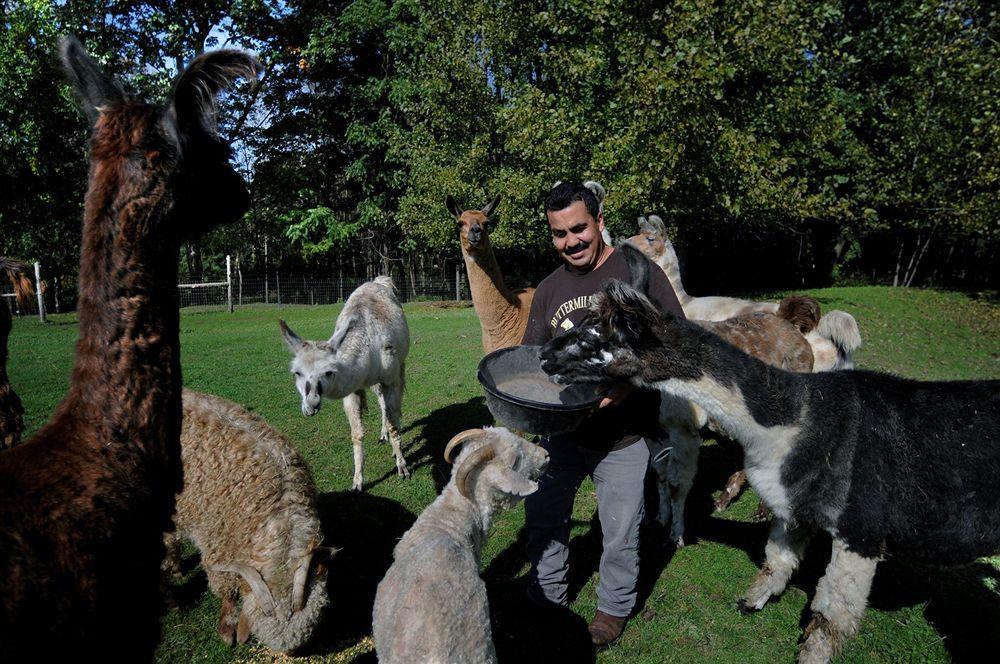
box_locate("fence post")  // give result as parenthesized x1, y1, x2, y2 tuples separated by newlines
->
(34, 262, 46, 323)
(226, 255, 233, 313)
(276, 270, 281, 306)
(455, 265, 460, 301)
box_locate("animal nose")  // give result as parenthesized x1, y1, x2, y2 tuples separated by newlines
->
(467, 226, 482, 244)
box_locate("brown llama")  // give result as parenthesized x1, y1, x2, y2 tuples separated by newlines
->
(446, 195, 535, 353)
(0, 258, 33, 449)
(0, 38, 258, 659)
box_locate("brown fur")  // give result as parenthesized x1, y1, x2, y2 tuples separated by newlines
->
(0, 258, 32, 449)
(698, 301, 816, 374)
(446, 195, 535, 353)
(0, 39, 256, 659)
(777, 295, 821, 335)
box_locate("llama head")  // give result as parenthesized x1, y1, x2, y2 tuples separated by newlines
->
(59, 37, 260, 244)
(443, 428, 549, 513)
(446, 194, 501, 257)
(280, 318, 355, 415)
(539, 279, 705, 387)
(624, 214, 671, 265)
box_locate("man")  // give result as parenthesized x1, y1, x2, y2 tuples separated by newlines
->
(521, 181, 685, 648)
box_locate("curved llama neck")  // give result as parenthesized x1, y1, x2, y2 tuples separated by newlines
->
(657, 240, 692, 306)
(463, 244, 526, 349)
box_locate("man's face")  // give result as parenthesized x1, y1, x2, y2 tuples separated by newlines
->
(546, 200, 606, 271)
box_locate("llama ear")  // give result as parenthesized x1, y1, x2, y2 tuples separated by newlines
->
(279, 319, 303, 353)
(618, 242, 650, 294)
(480, 195, 501, 219)
(583, 180, 606, 210)
(169, 48, 260, 139)
(446, 195, 463, 220)
(328, 315, 356, 351)
(59, 36, 123, 123)
(647, 214, 666, 235)
(638, 216, 659, 236)
(602, 280, 658, 344)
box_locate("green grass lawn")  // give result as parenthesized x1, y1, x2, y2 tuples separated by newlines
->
(7, 286, 999, 663)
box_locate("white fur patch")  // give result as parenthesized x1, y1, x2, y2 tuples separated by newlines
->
(648, 376, 804, 520)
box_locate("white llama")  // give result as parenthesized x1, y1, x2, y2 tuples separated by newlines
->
(280, 276, 410, 490)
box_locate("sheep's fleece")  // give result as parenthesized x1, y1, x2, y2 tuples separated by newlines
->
(165, 390, 330, 653)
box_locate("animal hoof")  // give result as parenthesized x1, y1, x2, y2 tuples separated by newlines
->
(351, 482, 363, 492)
(398, 465, 411, 479)
(378, 436, 388, 445)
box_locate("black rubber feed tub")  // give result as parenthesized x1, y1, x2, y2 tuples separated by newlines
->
(477, 345, 608, 436)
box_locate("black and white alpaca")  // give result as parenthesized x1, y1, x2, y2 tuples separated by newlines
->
(539, 275, 1000, 664)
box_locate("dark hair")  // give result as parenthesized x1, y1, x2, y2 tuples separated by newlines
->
(545, 182, 601, 220)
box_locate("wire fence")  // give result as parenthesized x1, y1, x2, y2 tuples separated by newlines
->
(4, 258, 474, 318)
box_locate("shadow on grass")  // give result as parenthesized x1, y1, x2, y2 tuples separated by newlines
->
(297, 490, 416, 658)
(482, 530, 595, 664)
(363, 396, 493, 493)
(869, 558, 1000, 662)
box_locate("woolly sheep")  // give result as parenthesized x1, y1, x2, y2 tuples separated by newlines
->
(372, 427, 549, 664)
(163, 390, 335, 653)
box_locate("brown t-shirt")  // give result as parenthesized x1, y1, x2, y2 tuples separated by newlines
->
(521, 248, 686, 450)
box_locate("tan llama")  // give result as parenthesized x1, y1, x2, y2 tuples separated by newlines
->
(446, 195, 535, 353)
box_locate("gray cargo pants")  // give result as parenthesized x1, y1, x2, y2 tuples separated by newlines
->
(525, 435, 649, 618)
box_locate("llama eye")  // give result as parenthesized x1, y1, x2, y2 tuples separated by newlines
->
(324, 370, 333, 377)
(294, 371, 302, 378)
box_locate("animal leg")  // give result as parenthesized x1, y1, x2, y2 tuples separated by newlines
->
(217, 592, 239, 646)
(797, 539, 877, 664)
(161, 532, 184, 581)
(379, 381, 410, 479)
(740, 518, 812, 612)
(650, 421, 701, 547)
(371, 383, 390, 444)
(343, 390, 367, 491)
(715, 469, 748, 512)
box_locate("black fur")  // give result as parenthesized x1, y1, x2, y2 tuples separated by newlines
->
(541, 279, 1000, 564)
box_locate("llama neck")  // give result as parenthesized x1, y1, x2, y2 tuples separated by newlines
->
(644, 324, 806, 459)
(64, 165, 182, 454)
(463, 246, 524, 344)
(658, 242, 691, 306)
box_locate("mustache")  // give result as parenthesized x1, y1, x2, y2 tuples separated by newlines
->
(564, 241, 589, 254)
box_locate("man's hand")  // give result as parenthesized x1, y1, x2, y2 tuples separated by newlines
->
(598, 383, 633, 409)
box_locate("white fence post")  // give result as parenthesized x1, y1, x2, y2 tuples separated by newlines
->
(226, 255, 233, 313)
(276, 270, 281, 306)
(34, 262, 46, 323)
(455, 265, 460, 301)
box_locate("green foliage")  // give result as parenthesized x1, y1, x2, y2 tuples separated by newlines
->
(1, 1, 997, 291)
